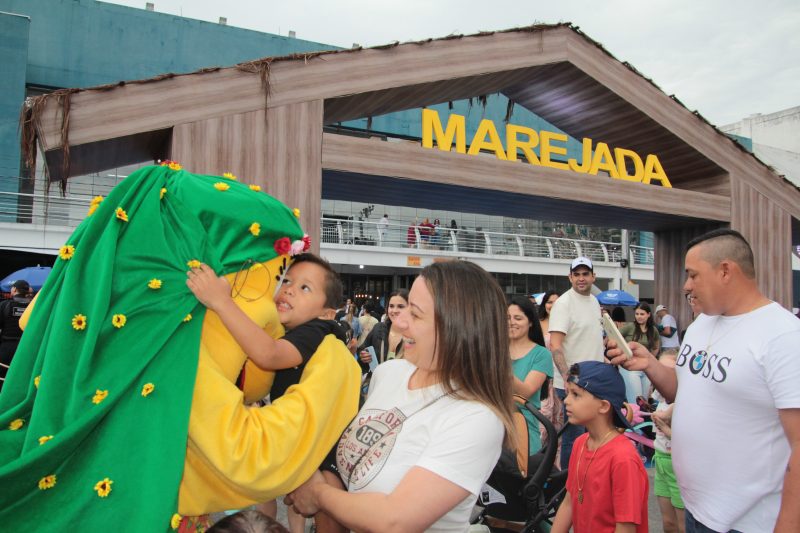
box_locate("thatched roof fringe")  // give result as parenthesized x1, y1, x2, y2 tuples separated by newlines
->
(18, 88, 79, 193)
(19, 98, 40, 179)
(371, 41, 400, 50)
(57, 91, 75, 194)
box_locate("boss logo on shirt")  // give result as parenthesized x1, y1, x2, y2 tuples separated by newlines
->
(676, 344, 731, 383)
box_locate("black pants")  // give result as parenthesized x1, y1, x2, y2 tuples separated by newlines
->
(0, 339, 21, 392)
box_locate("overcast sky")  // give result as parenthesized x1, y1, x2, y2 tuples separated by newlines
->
(107, 0, 799, 127)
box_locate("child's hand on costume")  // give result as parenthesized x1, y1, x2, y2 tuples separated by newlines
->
(186, 263, 231, 311)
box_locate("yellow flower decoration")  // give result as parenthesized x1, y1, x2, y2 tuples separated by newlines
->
(148, 279, 162, 290)
(112, 314, 127, 328)
(88, 195, 104, 216)
(222, 172, 237, 181)
(187, 259, 201, 269)
(34, 375, 41, 388)
(9, 418, 24, 431)
(38, 475, 56, 490)
(94, 477, 113, 498)
(71, 314, 87, 330)
(168, 162, 182, 171)
(293, 208, 301, 218)
(115, 207, 128, 222)
(182, 313, 192, 323)
(248, 184, 261, 192)
(141, 383, 155, 397)
(59, 245, 75, 260)
(92, 389, 109, 404)
(160, 188, 167, 200)
(38, 435, 54, 445)
(249, 222, 261, 236)
(171, 513, 182, 530)
(213, 182, 230, 191)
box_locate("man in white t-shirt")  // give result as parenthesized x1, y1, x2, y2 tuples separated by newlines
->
(608, 229, 800, 533)
(548, 256, 605, 468)
(655, 304, 680, 351)
(377, 214, 389, 245)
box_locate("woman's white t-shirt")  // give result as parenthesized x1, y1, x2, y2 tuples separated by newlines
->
(335, 359, 504, 532)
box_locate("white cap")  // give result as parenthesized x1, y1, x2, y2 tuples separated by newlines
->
(655, 305, 667, 313)
(570, 257, 593, 272)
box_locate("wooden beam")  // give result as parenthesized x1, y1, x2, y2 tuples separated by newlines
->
(321, 133, 730, 223)
(566, 32, 800, 219)
(36, 29, 570, 151)
(171, 101, 323, 252)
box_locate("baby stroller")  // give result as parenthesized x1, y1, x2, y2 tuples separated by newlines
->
(472, 396, 568, 532)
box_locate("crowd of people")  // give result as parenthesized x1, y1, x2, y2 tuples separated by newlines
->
(3, 228, 799, 533)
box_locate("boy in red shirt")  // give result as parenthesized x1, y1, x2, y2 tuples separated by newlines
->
(552, 361, 649, 533)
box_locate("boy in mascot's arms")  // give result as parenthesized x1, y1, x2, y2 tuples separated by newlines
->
(552, 361, 649, 533)
(187, 253, 353, 530)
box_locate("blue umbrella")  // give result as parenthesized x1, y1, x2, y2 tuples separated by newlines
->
(596, 289, 639, 306)
(1, 266, 52, 292)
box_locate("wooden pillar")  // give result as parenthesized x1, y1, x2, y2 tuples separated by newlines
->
(170, 100, 324, 253)
(654, 224, 723, 332)
(730, 177, 793, 308)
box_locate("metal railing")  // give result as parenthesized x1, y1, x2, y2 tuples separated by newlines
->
(0, 190, 91, 227)
(321, 217, 654, 266)
(0, 189, 655, 266)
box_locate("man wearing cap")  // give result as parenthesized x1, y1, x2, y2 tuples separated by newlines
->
(608, 229, 800, 533)
(0, 280, 33, 391)
(655, 304, 680, 353)
(549, 257, 605, 469)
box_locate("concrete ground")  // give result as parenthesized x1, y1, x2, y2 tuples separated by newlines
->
(648, 467, 666, 533)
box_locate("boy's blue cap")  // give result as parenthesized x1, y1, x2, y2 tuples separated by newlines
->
(568, 361, 632, 429)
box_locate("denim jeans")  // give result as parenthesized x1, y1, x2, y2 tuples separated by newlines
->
(619, 367, 651, 403)
(555, 387, 586, 470)
(685, 509, 743, 533)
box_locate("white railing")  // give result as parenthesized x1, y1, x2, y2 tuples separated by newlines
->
(0, 190, 655, 266)
(320, 217, 654, 266)
(0, 190, 90, 227)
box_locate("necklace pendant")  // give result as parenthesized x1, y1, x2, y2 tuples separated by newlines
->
(578, 490, 583, 504)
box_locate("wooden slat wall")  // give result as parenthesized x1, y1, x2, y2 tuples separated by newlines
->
(171, 110, 267, 179)
(170, 100, 323, 252)
(730, 177, 792, 307)
(264, 101, 323, 252)
(322, 133, 731, 223)
(654, 224, 724, 333)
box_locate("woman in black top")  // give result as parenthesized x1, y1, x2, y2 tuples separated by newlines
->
(357, 289, 409, 372)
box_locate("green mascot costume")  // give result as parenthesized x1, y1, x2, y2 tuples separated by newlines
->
(0, 163, 361, 531)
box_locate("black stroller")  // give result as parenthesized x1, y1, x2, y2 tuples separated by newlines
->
(472, 397, 568, 532)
